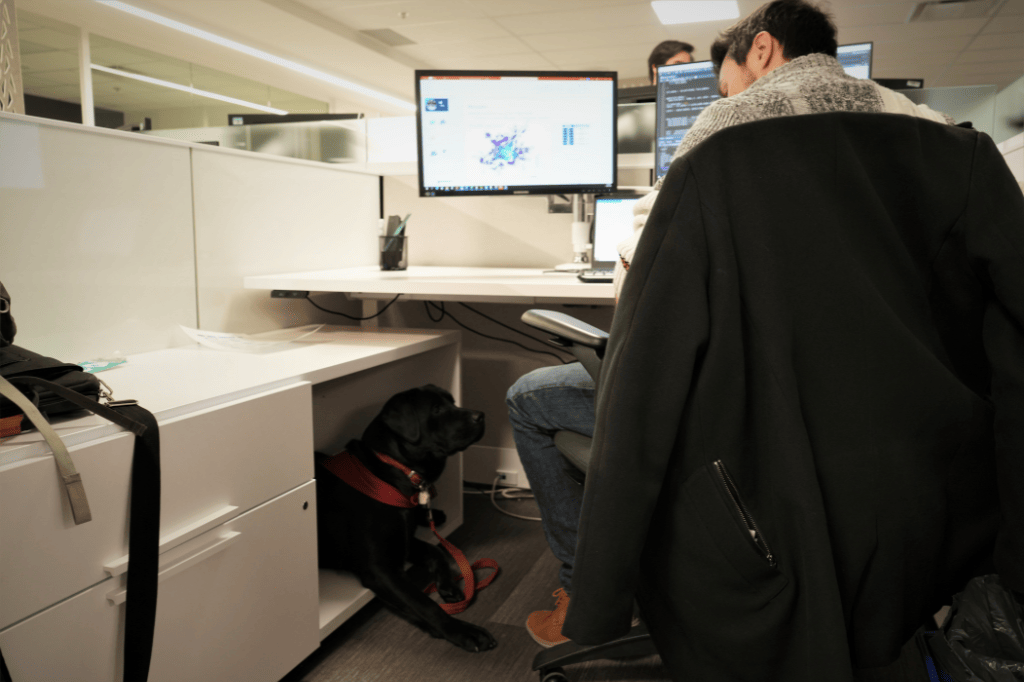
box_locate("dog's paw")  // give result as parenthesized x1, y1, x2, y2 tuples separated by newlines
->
(444, 621, 498, 653)
(438, 583, 465, 604)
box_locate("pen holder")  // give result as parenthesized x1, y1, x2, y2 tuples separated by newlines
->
(379, 235, 408, 271)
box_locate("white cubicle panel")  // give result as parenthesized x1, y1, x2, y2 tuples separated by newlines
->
(190, 148, 380, 335)
(0, 113, 198, 362)
(382, 175, 577, 269)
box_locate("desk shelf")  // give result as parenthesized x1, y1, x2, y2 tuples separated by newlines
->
(244, 265, 615, 306)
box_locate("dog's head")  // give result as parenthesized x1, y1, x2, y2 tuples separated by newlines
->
(363, 384, 485, 472)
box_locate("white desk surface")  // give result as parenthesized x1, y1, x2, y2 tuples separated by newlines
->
(244, 265, 615, 304)
(0, 326, 458, 465)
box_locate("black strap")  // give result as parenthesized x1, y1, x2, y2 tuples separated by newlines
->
(7, 376, 146, 435)
(115, 404, 160, 682)
(2, 377, 160, 682)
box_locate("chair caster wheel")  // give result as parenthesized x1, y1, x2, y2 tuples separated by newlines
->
(540, 667, 568, 682)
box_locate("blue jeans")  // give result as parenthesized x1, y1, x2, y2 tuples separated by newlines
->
(506, 362, 595, 593)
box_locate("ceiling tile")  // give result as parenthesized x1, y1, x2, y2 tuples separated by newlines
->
(388, 18, 512, 45)
(467, 0, 641, 17)
(946, 58, 1024, 74)
(960, 46, 1024, 62)
(840, 18, 989, 46)
(310, 0, 486, 30)
(996, 0, 1024, 15)
(421, 52, 556, 70)
(543, 43, 662, 68)
(519, 25, 676, 52)
(874, 50, 960, 69)
(831, 3, 920, 27)
(494, 4, 662, 36)
(982, 13, 1024, 31)
(969, 31, 1024, 48)
(398, 36, 534, 61)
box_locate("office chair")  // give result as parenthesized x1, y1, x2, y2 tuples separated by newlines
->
(520, 310, 659, 682)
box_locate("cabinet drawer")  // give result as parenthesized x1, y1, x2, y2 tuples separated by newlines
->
(0, 481, 319, 682)
(0, 382, 313, 630)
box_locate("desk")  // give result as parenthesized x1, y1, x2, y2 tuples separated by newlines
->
(0, 326, 462, 682)
(244, 265, 616, 312)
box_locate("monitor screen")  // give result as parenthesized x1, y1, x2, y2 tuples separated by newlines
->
(655, 60, 721, 179)
(415, 70, 618, 197)
(593, 193, 641, 264)
(837, 42, 873, 79)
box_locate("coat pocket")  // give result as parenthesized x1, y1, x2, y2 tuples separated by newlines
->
(640, 460, 793, 680)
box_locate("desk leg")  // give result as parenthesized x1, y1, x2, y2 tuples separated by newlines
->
(361, 300, 379, 330)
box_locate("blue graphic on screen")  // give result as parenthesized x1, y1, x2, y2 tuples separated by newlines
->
(425, 98, 448, 111)
(481, 128, 529, 169)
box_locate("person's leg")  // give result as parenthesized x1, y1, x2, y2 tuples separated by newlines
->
(506, 362, 595, 592)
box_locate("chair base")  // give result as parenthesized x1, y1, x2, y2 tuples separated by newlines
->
(531, 623, 658, 680)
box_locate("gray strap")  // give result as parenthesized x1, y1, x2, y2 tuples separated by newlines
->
(0, 375, 92, 524)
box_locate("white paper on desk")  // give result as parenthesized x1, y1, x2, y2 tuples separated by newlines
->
(179, 324, 325, 352)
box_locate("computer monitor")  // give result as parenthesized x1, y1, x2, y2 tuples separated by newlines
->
(415, 70, 618, 197)
(654, 60, 721, 179)
(592, 193, 642, 266)
(837, 42, 873, 79)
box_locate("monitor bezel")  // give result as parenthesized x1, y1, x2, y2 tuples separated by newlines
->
(414, 69, 619, 198)
(837, 41, 874, 79)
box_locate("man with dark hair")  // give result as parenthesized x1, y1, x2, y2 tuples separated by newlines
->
(647, 39, 695, 84)
(510, 0, 954, 654)
(617, 0, 950, 298)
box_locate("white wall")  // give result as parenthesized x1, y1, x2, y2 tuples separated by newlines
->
(0, 114, 197, 362)
(0, 111, 377, 363)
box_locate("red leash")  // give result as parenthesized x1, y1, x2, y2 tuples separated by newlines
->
(322, 450, 499, 615)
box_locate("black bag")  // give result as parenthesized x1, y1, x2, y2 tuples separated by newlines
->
(0, 282, 161, 682)
(926, 575, 1024, 681)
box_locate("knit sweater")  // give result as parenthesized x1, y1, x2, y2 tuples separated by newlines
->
(614, 53, 953, 298)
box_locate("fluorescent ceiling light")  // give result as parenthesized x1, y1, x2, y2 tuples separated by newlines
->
(651, 1, 741, 24)
(91, 64, 289, 114)
(96, 1, 417, 112)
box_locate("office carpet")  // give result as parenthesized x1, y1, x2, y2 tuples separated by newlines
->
(282, 488, 669, 682)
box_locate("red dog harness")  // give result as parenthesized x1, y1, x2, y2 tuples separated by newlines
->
(322, 450, 499, 615)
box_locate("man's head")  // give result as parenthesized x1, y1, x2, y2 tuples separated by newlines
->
(710, 0, 837, 97)
(648, 40, 695, 83)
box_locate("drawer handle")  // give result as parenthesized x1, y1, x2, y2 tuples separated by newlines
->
(103, 504, 239, 577)
(106, 531, 241, 605)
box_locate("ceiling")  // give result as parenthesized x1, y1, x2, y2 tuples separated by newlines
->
(13, 0, 1024, 118)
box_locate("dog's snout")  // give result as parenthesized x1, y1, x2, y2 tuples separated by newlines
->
(471, 411, 484, 423)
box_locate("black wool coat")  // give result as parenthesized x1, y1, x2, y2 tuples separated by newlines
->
(561, 112, 1024, 682)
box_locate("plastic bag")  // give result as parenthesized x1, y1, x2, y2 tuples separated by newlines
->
(928, 575, 1024, 681)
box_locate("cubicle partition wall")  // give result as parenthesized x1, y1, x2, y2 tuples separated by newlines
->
(0, 115, 198, 361)
(0, 111, 379, 362)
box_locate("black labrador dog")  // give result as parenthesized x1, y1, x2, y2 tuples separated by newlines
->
(315, 384, 496, 652)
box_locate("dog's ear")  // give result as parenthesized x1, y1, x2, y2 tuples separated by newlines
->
(379, 400, 421, 444)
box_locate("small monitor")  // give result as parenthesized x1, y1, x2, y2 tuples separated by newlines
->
(415, 70, 618, 197)
(655, 60, 721, 179)
(592, 193, 642, 266)
(837, 42, 873, 79)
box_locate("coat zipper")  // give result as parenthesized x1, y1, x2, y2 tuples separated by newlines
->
(713, 460, 776, 568)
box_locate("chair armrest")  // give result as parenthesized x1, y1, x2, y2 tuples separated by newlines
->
(521, 310, 608, 351)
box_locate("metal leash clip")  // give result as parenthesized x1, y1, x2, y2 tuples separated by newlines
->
(97, 378, 138, 408)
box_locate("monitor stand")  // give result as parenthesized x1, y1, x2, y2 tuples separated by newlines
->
(552, 195, 591, 272)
